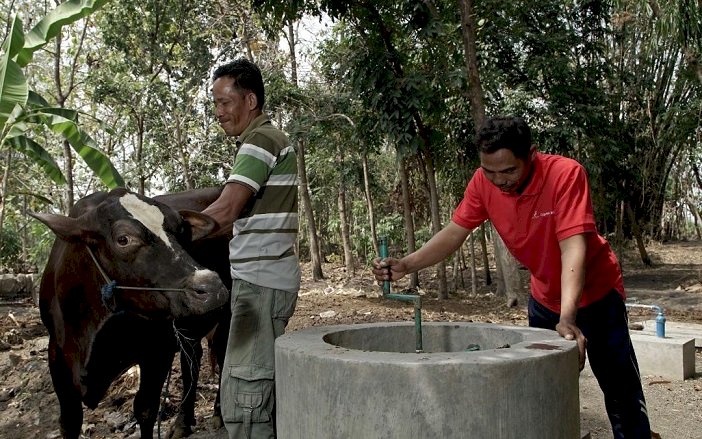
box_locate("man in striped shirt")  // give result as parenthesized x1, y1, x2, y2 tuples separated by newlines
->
(203, 58, 300, 439)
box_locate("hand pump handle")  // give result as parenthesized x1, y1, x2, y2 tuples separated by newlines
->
(378, 236, 391, 295)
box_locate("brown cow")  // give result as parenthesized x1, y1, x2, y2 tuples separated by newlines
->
(32, 188, 229, 439)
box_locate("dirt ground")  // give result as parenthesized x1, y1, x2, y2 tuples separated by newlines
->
(0, 240, 700, 439)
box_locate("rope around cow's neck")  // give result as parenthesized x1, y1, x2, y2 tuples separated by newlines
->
(85, 246, 190, 309)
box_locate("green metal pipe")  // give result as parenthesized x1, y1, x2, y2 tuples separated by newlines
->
(378, 236, 391, 295)
(385, 293, 423, 352)
(378, 236, 423, 353)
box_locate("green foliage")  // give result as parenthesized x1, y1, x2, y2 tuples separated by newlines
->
(376, 212, 404, 248)
(0, 19, 28, 128)
(469, 0, 700, 236)
(17, 0, 110, 67)
(1, 0, 699, 278)
(0, 1, 124, 189)
(88, 0, 251, 193)
(0, 198, 55, 273)
(0, 228, 21, 269)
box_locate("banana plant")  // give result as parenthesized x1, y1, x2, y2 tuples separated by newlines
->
(0, 0, 124, 188)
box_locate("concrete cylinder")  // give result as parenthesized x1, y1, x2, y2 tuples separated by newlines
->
(275, 322, 579, 439)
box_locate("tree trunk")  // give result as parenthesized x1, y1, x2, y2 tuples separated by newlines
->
(479, 223, 491, 285)
(61, 139, 74, 212)
(458, 0, 486, 128)
(174, 111, 193, 190)
(626, 202, 652, 266)
(21, 195, 28, 265)
(684, 197, 702, 239)
(297, 138, 324, 280)
(420, 146, 448, 298)
(0, 149, 11, 245)
(451, 250, 459, 292)
(494, 236, 505, 296)
(287, 19, 323, 280)
(54, 26, 88, 211)
(136, 116, 146, 195)
(460, 243, 468, 272)
(337, 189, 354, 275)
(337, 145, 354, 275)
(399, 157, 419, 289)
(459, 0, 521, 301)
(451, 202, 465, 291)
(615, 200, 625, 263)
(287, 25, 323, 276)
(55, 36, 74, 212)
(469, 229, 477, 294)
(492, 225, 523, 307)
(362, 150, 379, 256)
(362, 4, 445, 296)
(456, 246, 466, 289)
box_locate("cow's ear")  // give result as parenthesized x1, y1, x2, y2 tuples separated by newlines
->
(180, 210, 217, 241)
(29, 211, 97, 243)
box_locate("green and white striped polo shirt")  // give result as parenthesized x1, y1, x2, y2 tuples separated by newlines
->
(226, 114, 300, 293)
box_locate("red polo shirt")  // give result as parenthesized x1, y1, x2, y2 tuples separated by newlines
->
(452, 153, 624, 313)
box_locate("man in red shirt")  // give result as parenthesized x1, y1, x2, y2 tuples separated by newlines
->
(373, 116, 651, 438)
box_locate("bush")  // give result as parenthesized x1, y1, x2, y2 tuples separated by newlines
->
(0, 228, 21, 272)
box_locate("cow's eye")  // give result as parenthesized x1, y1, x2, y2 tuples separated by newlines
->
(116, 235, 131, 247)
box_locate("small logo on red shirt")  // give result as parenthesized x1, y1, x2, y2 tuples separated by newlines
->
(532, 210, 555, 219)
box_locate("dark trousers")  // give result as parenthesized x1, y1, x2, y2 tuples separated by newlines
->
(528, 291, 651, 438)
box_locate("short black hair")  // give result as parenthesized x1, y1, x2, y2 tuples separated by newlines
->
(475, 116, 532, 160)
(213, 58, 265, 109)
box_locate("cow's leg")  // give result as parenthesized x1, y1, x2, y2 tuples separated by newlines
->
(47, 342, 83, 439)
(169, 331, 203, 439)
(134, 351, 174, 439)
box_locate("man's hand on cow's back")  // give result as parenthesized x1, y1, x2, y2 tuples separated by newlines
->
(202, 182, 254, 232)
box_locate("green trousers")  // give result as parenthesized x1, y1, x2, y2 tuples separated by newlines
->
(221, 279, 298, 439)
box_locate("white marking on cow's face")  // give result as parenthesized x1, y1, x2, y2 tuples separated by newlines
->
(119, 194, 173, 249)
